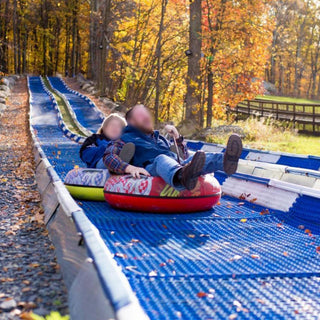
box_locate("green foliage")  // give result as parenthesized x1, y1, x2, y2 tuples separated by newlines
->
(257, 95, 320, 105)
(206, 117, 320, 155)
(31, 311, 69, 320)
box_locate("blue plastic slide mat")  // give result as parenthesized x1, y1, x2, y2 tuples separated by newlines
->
(48, 76, 103, 133)
(29, 76, 320, 320)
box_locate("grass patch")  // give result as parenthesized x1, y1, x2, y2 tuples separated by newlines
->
(256, 95, 320, 105)
(206, 117, 320, 156)
(42, 77, 87, 137)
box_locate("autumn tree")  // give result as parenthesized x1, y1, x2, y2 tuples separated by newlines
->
(201, 0, 273, 126)
(185, 0, 202, 125)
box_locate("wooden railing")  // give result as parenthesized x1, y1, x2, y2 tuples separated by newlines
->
(229, 98, 320, 133)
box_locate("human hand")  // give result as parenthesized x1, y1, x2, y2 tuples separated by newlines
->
(164, 124, 179, 139)
(125, 165, 150, 179)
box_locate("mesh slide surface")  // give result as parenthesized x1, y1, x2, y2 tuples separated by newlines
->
(29, 76, 320, 320)
(48, 76, 103, 133)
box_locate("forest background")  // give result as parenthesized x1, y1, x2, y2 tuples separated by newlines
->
(1, 0, 320, 128)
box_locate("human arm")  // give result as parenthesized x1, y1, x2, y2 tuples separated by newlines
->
(175, 135, 189, 160)
(164, 125, 189, 160)
(103, 140, 150, 177)
(80, 135, 109, 168)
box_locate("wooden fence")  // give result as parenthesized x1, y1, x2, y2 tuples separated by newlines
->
(229, 98, 320, 134)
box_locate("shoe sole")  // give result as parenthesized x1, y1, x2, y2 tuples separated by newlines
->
(224, 134, 243, 175)
(182, 151, 206, 190)
(119, 142, 136, 163)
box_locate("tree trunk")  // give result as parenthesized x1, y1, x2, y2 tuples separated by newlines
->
(41, 0, 49, 75)
(65, 20, 71, 76)
(206, 68, 213, 128)
(54, 21, 61, 74)
(154, 0, 168, 127)
(89, 0, 98, 80)
(13, 0, 18, 74)
(22, 28, 27, 73)
(269, 30, 277, 84)
(0, 0, 9, 73)
(71, 0, 78, 77)
(185, 0, 202, 125)
(97, 0, 111, 95)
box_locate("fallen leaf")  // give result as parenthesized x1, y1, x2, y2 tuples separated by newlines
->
(260, 209, 270, 215)
(5, 230, 15, 236)
(187, 234, 196, 238)
(148, 270, 157, 277)
(130, 239, 140, 243)
(239, 193, 246, 200)
(256, 299, 265, 304)
(0, 278, 14, 282)
(283, 252, 289, 257)
(240, 219, 247, 223)
(29, 263, 40, 268)
(305, 229, 311, 234)
(19, 312, 34, 320)
(233, 300, 242, 308)
(230, 255, 242, 261)
(238, 202, 245, 206)
(229, 314, 238, 320)
(115, 253, 127, 259)
(162, 224, 168, 229)
(197, 292, 207, 298)
(160, 263, 166, 267)
(316, 246, 320, 254)
(298, 225, 305, 230)
(251, 254, 260, 259)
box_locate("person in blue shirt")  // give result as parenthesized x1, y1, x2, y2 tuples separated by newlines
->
(103, 105, 243, 191)
(80, 113, 134, 168)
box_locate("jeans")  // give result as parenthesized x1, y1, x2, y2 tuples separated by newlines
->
(145, 153, 224, 190)
(95, 158, 107, 169)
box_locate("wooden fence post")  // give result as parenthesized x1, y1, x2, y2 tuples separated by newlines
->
(313, 106, 316, 133)
(234, 99, 320, 134)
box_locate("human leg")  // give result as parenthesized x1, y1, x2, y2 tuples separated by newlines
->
(182, 153, 224, 173)
(182, 134, 242, 176)
(146, 152, 206, 191)
(145, 154, 181, 187)
(119, 142, 135, 164)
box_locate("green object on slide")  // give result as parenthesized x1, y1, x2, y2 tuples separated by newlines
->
(65, 184, 105, 202)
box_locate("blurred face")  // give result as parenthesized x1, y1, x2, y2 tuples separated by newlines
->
(129, 105, 154, 134)
(103, 119, 123, 140)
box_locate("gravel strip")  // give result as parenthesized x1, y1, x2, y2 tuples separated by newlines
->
(0, 78, 68, 319)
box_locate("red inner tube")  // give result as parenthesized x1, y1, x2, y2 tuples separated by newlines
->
(104, 175, 221, 213)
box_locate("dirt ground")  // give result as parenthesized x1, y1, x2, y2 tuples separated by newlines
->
(0, 78, 68, 319)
